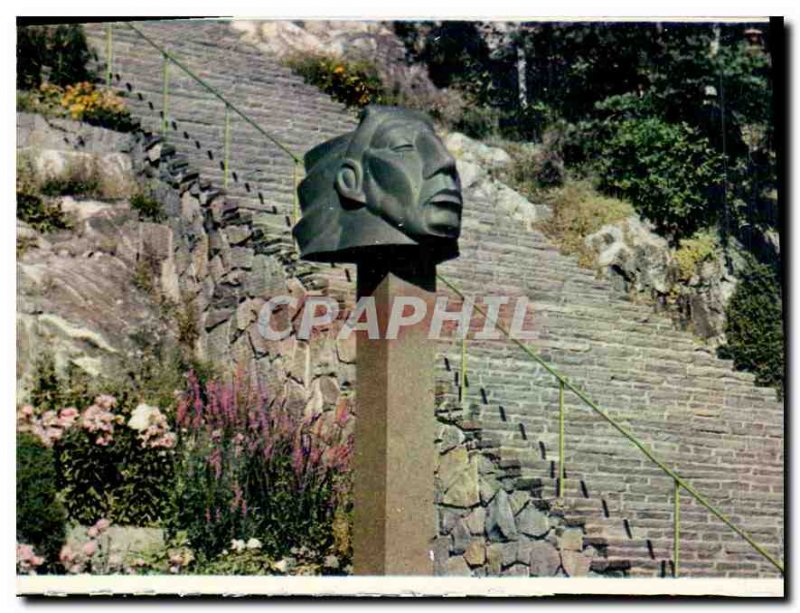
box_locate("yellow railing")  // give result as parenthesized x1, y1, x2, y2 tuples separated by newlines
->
(105, 22, 303, 223)
(437, 273, 783, 576)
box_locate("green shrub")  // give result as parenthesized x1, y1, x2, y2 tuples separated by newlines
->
(537, 179, 634, 267)
(56, 412, 176, 526)
(570, 113, 723, 241)
(60, 81, 137, 132)
(17, 82, 137, 133)
(16, 432, 67, 568)
(500, 101, 557, 143)
(130, 190, 165, 222)
(16, 190, 71, 233)
(22, 353, 183, 526)
(16, 155, 72, 233)
(498, 124, 566, 198)
(170, 372, 353, 566)
(286, 54, 385, 109)
(673, 231, 719, 282)
(718, 256, 784, 393)
(454, 105, 500, 140)
(17, 24, 94, 90)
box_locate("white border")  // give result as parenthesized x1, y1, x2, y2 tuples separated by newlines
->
(16, 576, 785, 597)
(6, 6, 794, 605)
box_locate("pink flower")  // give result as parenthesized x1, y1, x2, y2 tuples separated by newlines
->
(59, 545, 75, 564)
(17, 543, 45, 574)
(87, 527, 98, 538)
(94, 518, 110, 533)
(17, 544, 34, 560)
(82, 541, 97, 557)
(58, 407, 79, 428)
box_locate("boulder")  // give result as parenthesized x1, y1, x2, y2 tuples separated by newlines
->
(516, 504, 550, 538)
(586, 216, 672, 295)
(485, 489, 518, 541)
(438, 447, 480, 508)
(463, 540, 486, 567)
(557, 528, 584, 552)
(445, 555, 472, 577)
(560, 550, 592, 577)
(528, 541, 561, 577)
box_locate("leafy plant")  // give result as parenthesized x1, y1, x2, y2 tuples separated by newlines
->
(16, 432, 67, 569)
(286, 53, 386, 109)
(674, 231, 719, 281)
(130, 190, 165, 222)
(41, 394, 177, 526)
(577, 115, 723, 240)
(16, 81, 136, 132)
(16, 154, 72, 232)
(21, 354, 183, 527)
(170, 372, 353, 565)
(454, 105, 501, 140)
(59, 81, 137, 132)
(16, 190, 71, 233)
(17, 24, 94, 90)
(718, 256, 784, 393)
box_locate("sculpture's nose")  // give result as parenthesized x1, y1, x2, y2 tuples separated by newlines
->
(421, 133, 457, 180)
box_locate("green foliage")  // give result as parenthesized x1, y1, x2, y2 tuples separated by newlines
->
(718, 256, 784, 392)
(170, 373, 353, 566)
(395, 21, 776, 258)
(17, 24, 94, 90)
(16, 190, 71, 233)
(193, 545, 347, 576)
(499, 124, 567, 196)
(130, 190, 165, 222)
(286, 54, 386, 109)
(394, 21, 498, 106)
(16, 432, 67, 567)
(16, 155, 72, 233)
(59, 81, 138, 132)
(500, 101, 558, 143)
(577, 114, 723, 240)
(674, 231, 719, 281)
(537, 179, 635, 266)
(17, 82, 137, 133)
(454, 105, 501, 140)
(56, 424, 175, 526)
(23, 348, 190, 527)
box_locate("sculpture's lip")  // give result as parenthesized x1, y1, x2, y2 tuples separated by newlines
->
(426, 189, 463, 210)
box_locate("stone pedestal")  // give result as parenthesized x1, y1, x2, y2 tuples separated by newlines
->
(353, 265, 436, 575)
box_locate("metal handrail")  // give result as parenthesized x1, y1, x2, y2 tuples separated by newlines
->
(437, 273, 784, 575)
(106, 22, 303, 222)
(123, 22, 301, 163)
(101, 20, 783, 576)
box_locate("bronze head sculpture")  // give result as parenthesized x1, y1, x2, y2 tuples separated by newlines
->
(293, 106, 462, 266)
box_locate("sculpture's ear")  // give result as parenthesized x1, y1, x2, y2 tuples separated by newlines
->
(335, 159, 366, 207)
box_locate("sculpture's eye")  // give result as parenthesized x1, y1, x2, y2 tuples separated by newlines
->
(391, 142, 415, 152)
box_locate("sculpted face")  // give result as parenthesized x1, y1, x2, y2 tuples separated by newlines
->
(294, 106, 463, 264)
(359, 118, 462, 240)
